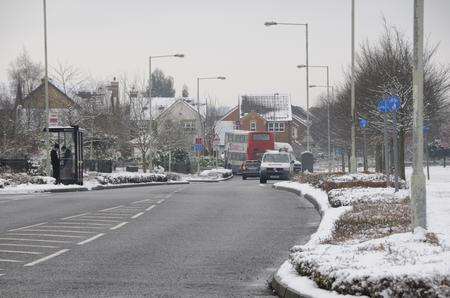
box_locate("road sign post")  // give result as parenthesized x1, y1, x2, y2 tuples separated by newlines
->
(359, 118, 368, 172)
(378, 100, 390, 186)
(424, 126, 430, 180)
(388, 96, 401, 192)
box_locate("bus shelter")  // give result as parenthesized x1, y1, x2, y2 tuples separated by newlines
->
(47, 125, 84, 185)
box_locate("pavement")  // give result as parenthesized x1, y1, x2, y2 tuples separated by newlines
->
(0, 177, 320, 297)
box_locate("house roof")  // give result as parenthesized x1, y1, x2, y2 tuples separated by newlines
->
(131, 96, 204, 121)
(291, 105, 317, 127)
(239, 94, 292, 121)
(20, 80, 76, 109)
(219, 105, 238, 122)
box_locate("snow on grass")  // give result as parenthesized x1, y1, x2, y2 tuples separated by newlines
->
(327, 173, 387, 183)
(186, 168, 233, 181)
(328, 187, 409, 207)
(274, 166, 450, 297)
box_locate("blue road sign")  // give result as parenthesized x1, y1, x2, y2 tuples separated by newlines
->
(194, 144, 204, 153)
(335, 148, 343, 155)
(359, 118, 368, 129)
(377, 100, 390, 113)
(388, 96, 401, 112)
(423, 126, 430, 133)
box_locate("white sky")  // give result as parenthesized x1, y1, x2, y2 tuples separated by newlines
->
(1, 0, 449, 108)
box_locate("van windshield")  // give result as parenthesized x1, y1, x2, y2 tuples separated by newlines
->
(263, 154, 289, 163)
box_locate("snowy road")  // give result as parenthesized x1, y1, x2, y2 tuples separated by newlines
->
(0, 177, 320, 297)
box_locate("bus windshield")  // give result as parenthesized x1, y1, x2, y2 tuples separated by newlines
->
(263, 153, 290, 163)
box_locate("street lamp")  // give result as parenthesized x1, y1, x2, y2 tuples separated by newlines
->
(196, 76, 226, 173)
(147, 53, 185, 169)
(265, 20, 310, 151)
(350, 0, 357, 173)
(43, 0, 50, 174)
(309, 81, 333, 173)
(411, 0, 426, 229)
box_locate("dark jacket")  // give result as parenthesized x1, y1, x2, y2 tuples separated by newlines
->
(51, 149, 59, 167)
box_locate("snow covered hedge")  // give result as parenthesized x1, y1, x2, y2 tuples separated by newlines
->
(291, 230, 449, 297)
(276, 177, 449, 297)
(95, 172, 169, 185)
(199, 168, 232, 179)
(328, 187, 410, 207)
(0, 173, 55, 188)
(322, 173, 407, 192)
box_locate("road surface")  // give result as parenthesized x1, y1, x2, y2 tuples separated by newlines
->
(0, 177, 320, 297)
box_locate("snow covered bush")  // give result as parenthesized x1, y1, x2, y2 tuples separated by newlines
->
(0, 173, 55, 187)
(95, 172, 168, 185)
(291, 231, 449, 297)
(198, 168, 232, 179)
(328, 187, 410, 207)
(322, 173, 406, 192)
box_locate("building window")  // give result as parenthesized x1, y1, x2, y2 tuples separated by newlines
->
(250, 121, 256, 131)
(183, 121, 195, 131)
(268, 122, 285, 132)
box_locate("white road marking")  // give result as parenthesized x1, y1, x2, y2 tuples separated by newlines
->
(157, 199, 165, 204)
(0, 249, 42, 255)
(7, 233, 84, 238)
(54, 222, 111, 227)
(61, 212, 89, 220)
(98, 205, 123, 212)
(131, 199, 151, 204)
(110, 222, 128, 230)
(77, 233, 104, 245)
(0, 258, 23, 263)
(38, 225, 104, 230)
(21, 229, 96, 234)
(113, 207, 142, 210)
(24, 249, 69, 267)
(8, 222, 48, 232)
(0, 237, 71, 243)
(145, 205, 155, 211)
(78, 215, 125, 220)
(131, 212, 144, 219)
(164, 194, 172, 199)
(66, 218, 122, 223)
(0, 243, 59, 249)
(94, 211, 136, 216)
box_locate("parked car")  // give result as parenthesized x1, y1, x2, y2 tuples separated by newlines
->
(293, 160, 302, 172)
(259, 150, 294, 184)
(241, 160, 261, 180)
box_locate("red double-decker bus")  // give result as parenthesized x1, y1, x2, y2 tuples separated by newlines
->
(224, 131, 275, 173)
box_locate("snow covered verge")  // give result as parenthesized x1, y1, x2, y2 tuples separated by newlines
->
(0, 172, 184, 194)
(186, 168, 233, 181)
(273, 167, 450, 297)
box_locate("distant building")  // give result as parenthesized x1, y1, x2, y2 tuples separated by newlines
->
(216, 94, 311, 156)
(18, 79, 78, 130)
(130, 95, 205, 152)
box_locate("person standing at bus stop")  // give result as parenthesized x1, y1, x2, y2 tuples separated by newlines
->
(50, 143, 60, 184)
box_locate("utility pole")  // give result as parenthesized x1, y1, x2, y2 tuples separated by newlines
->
(350, 0, 357, 173)
(411, 0, 427, 229)
(43, 0, 50, 175)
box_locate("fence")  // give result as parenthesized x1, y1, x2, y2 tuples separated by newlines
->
(84, 160, 115, 173)
(0, 159, 31, 173)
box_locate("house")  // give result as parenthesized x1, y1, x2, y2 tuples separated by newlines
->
(216, 94, 311, 156)
(18, 79, 78, 130)
(130, 95, 205, 154)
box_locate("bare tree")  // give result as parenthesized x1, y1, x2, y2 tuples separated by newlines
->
(51, 61, 85, 97)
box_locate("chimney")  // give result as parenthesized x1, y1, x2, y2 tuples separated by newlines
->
(108, 77, 119, 112)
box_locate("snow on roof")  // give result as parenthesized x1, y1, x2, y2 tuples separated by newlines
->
(240, 94, 292, 121)
(131, 96, 203, 121)
(275, 142, 294, 152)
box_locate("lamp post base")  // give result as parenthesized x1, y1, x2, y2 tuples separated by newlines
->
(410, 170, 427, 229)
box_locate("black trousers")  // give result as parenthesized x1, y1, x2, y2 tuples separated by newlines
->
(52, 165, 60, 184)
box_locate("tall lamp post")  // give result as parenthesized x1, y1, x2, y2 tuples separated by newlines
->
(43, 0, 50, 174)
(196, 76, 226, 173)
(350, 0, 357, 173)
(309, 83, 334, 173)
(265, 21, 310, 151)
(148, 53, 184, 169)
(411, 0, 426, 229)
(298, 64, 331, 170)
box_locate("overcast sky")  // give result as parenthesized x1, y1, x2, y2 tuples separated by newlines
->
(1, 0, 449, 108)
